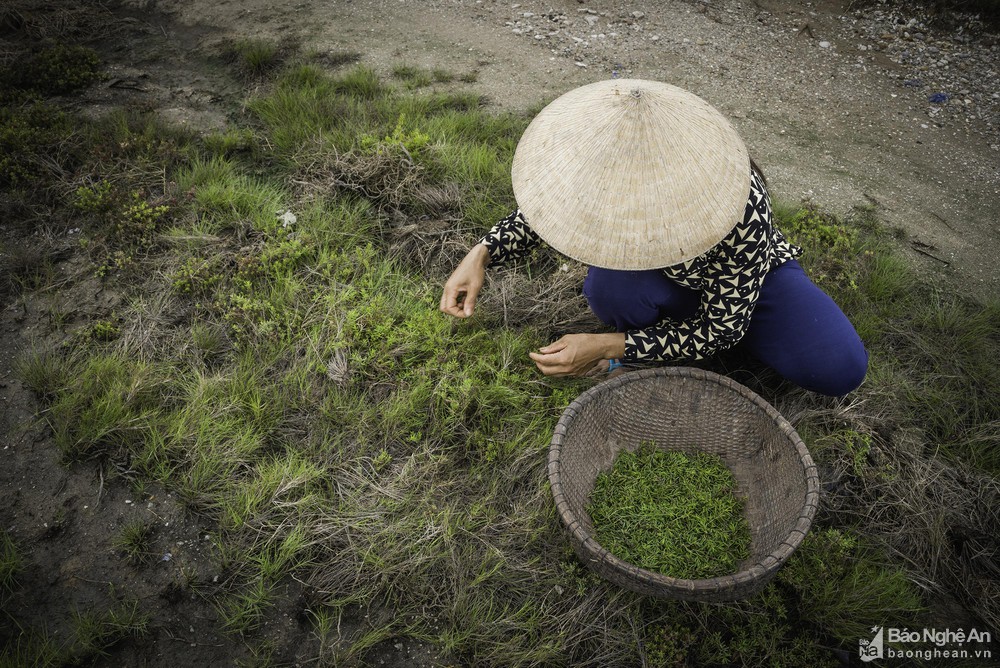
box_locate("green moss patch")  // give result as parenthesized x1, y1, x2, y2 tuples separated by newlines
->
(588, 445, 751, 579)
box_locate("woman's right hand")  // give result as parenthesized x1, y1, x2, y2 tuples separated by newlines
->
(439, 243, 491, 318)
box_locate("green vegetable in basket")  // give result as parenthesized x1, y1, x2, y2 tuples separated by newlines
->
(587, 444, 751, 580)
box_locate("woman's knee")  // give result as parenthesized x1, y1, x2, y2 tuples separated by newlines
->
(801, 341, 869, 396)
(583, 267, 698, 331)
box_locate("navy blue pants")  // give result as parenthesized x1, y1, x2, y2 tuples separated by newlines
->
(583, 260, 868, 396)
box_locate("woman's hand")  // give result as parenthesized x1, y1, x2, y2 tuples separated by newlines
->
(440, 244, 491, 318)
(529, 333, 627, 377)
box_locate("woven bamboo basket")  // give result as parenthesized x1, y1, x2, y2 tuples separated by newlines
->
(548, 367, 819, 602)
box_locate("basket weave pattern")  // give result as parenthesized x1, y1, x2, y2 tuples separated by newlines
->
(548, 367, 819, 602)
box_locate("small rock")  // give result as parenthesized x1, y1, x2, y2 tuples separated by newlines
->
(819, 41, 831, 49)
(631, 11, 644, 19)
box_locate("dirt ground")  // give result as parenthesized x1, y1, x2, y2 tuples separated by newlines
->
(2, 0, 999, 665)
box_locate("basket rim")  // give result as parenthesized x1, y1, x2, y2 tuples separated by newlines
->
(547, 366, 820, 592)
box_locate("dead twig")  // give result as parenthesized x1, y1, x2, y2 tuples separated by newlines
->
(930, 210, 957, 232)
(911, 241, 950, 265)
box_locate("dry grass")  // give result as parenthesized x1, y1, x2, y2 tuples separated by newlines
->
(796, 401, 1000, 629)
(0, 0, 131, 44)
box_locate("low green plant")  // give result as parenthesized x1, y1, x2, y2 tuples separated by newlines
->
(587, 445, 751, 579)
(14, 348, 72, 399)
(218, 577, 271, 635)
(0, 103, 76, 187)
(171, 256, 223, 295)
(642, 623, 695, 667)
(431, 69, 454, 83)
(0, 44, 101, 98)
(2, 243, 55, 293)
(360, 113, 431, 156)
(0, 632, 62, 668)
(392, 65, 455, 88)
(113, 518, 155, 564)
(226, 38, 282, 78)
(0, 530, 22, 595)
(332, 65, 387, 100)
(83, 320, 120, 342)
(117, 191, 169, 247)
(69, 598, 150, 663)
(191, 322, 228, 357)
(308, 49, 362, 68)
(779, 528, 924, 643)
(44, 354, 166, 460)
(392, 64, 432, 88)
(74, 180, 114, 214)
(202, 127, 258, 157)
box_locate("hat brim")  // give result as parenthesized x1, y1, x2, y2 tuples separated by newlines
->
(511, 79, 750, 270)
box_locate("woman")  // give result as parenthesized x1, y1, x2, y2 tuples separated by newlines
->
(439, 80, 867, 396)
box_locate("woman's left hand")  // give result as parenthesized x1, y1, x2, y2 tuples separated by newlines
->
(529, 333, 626, 377)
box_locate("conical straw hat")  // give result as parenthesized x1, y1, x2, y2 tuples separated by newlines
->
(511, 79, 749, 270)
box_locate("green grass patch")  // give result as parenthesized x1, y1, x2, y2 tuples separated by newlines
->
(224, 38, 282, 79)
(392, 64, 458, 88)
(0, 44, 101, 100)
(588, 445, 750, 579)
(113, 518, 156, 565)
(779, 528, 924, 644)
(0, 597, 150, 667)
(0, 102, 77, 188)
(0, 531, 22, 597)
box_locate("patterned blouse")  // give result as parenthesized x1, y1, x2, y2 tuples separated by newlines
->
(479, 170, 802, 363)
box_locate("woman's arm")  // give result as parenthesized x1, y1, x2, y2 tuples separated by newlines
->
(439, 243, 491, 318)
(440, 209, 544, 318)
(623, 181, 774, 363)
(480, 209, 543, 265)
(528, 332, 626, 376)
